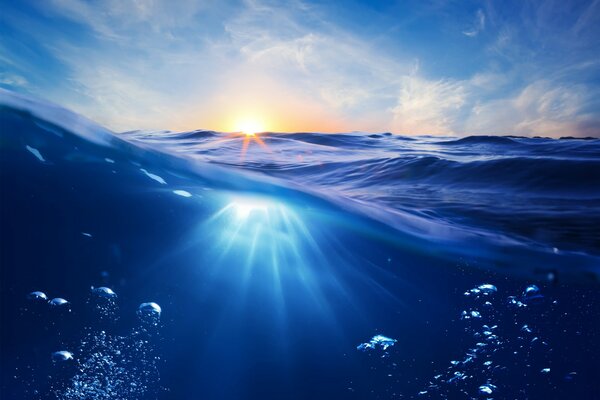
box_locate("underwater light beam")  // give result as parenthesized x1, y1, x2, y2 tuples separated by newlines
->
(230, 197, 270, 220)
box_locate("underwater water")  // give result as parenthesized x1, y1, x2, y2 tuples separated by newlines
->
(1, 89, 599, 399)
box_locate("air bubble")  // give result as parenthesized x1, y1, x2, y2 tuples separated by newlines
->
(521, 324, 532, 333)
(137, 302, 162, 325)
(140, 168, 166, 184)
(477, 284, 497, 295)
(49, 298, 70, 310)
(564, 372, 577, 381)
(91, 287, 117, 298)
(523, 285, 540, 297)
(507, 296, 526, 308)
(357, 334, 397, 351)
(523, 285, 544, 303)
(52, 351, 74, 363)
(27, 291, 48, 301)
(173, 190, 192, 197)
(461, 310, 481, 320)
(465, 284, 497, 297)
(89, 286, 119, 320)
(478, 383, 496, 395)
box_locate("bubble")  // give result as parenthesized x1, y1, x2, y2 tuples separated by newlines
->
(173, 190, 192, 197)
(357, 334, 397, 351)
(478, 383, 496, 395)
(52, 351, 74, 363)
(477, 284, 497, 295)
(27, 291, 48, 301)
(507, 296, 526, 308)
(523, 285, 540, 297)
(49, 297, 69, 306)
(418, 284, 559, 398)
(57, 325, 160, 398)
(523, 285, 544, 303)
(91, 287, 117, 299)
(89, 287, 118, 320)
(140, 168, 166, 184)
(521, 324, 532, 333)
(465, 284, 497, 297)
(447, 371, 465, 383)
(26, 145, 45, 162)
(564, 372, 577, 381)
(461, 310, 481, 320)
(137, 302, 162, 325)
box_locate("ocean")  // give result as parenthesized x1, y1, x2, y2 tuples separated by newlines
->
(1, 89, 599, 399)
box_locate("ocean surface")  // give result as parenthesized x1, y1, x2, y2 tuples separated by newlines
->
(1, 89, 599, 399)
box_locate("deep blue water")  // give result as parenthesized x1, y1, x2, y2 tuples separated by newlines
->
(1, 89, 599, 399)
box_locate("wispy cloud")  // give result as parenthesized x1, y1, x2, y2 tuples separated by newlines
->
(463, 9, 485, 37)
(0, 72, 28, 88)
(467, 80, 599, 137)
(391, 76, 467, 135)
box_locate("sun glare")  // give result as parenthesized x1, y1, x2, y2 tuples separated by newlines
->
(235, 118, 265, 135)
(221, 116, 273, 159)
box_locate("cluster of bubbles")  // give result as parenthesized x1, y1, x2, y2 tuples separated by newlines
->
(416, 283, 557, 399)
(87, 286, 119, 322)
(356, 283, 576, 399)
(357, 335, 398, 353)
(27, 290, 72, 312)
(25, 287, 163, 399)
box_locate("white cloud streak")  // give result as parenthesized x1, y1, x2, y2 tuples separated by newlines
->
(463, 9, 486, 37)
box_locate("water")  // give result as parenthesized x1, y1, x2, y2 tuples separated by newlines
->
(1, 89, 599, 399)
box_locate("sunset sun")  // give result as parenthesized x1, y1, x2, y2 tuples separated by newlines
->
(235, 118, 266, 136)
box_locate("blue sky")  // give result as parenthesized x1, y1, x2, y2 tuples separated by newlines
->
(1, 0, 599, 136)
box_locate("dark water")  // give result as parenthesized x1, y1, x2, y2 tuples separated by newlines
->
(1, 89, 599, 399)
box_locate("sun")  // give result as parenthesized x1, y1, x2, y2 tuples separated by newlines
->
(220, 115, 272, 160)
(235, 118, 265, 136)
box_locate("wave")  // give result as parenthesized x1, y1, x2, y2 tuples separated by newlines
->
(315, 155, 600, 193)
(435, 135, 521, 146)
(1, 89, 599, 280)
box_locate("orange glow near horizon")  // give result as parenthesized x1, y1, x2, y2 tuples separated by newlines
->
(204, 114, 346, 135)
(191, 95, 350, 134)
(233, 117, 266, 135)
(214, 114, 273, 160)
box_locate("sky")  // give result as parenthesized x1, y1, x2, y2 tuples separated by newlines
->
(1, 0, 599, 136)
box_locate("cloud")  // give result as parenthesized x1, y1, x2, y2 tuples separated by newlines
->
(391, 76, 467, 135)
(46, 0, 210, 40)
(466, 80, 600, 137)
(463, 9, 485, 37)
(0, 72, 28, 88)
(1, 0, 598, 136)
